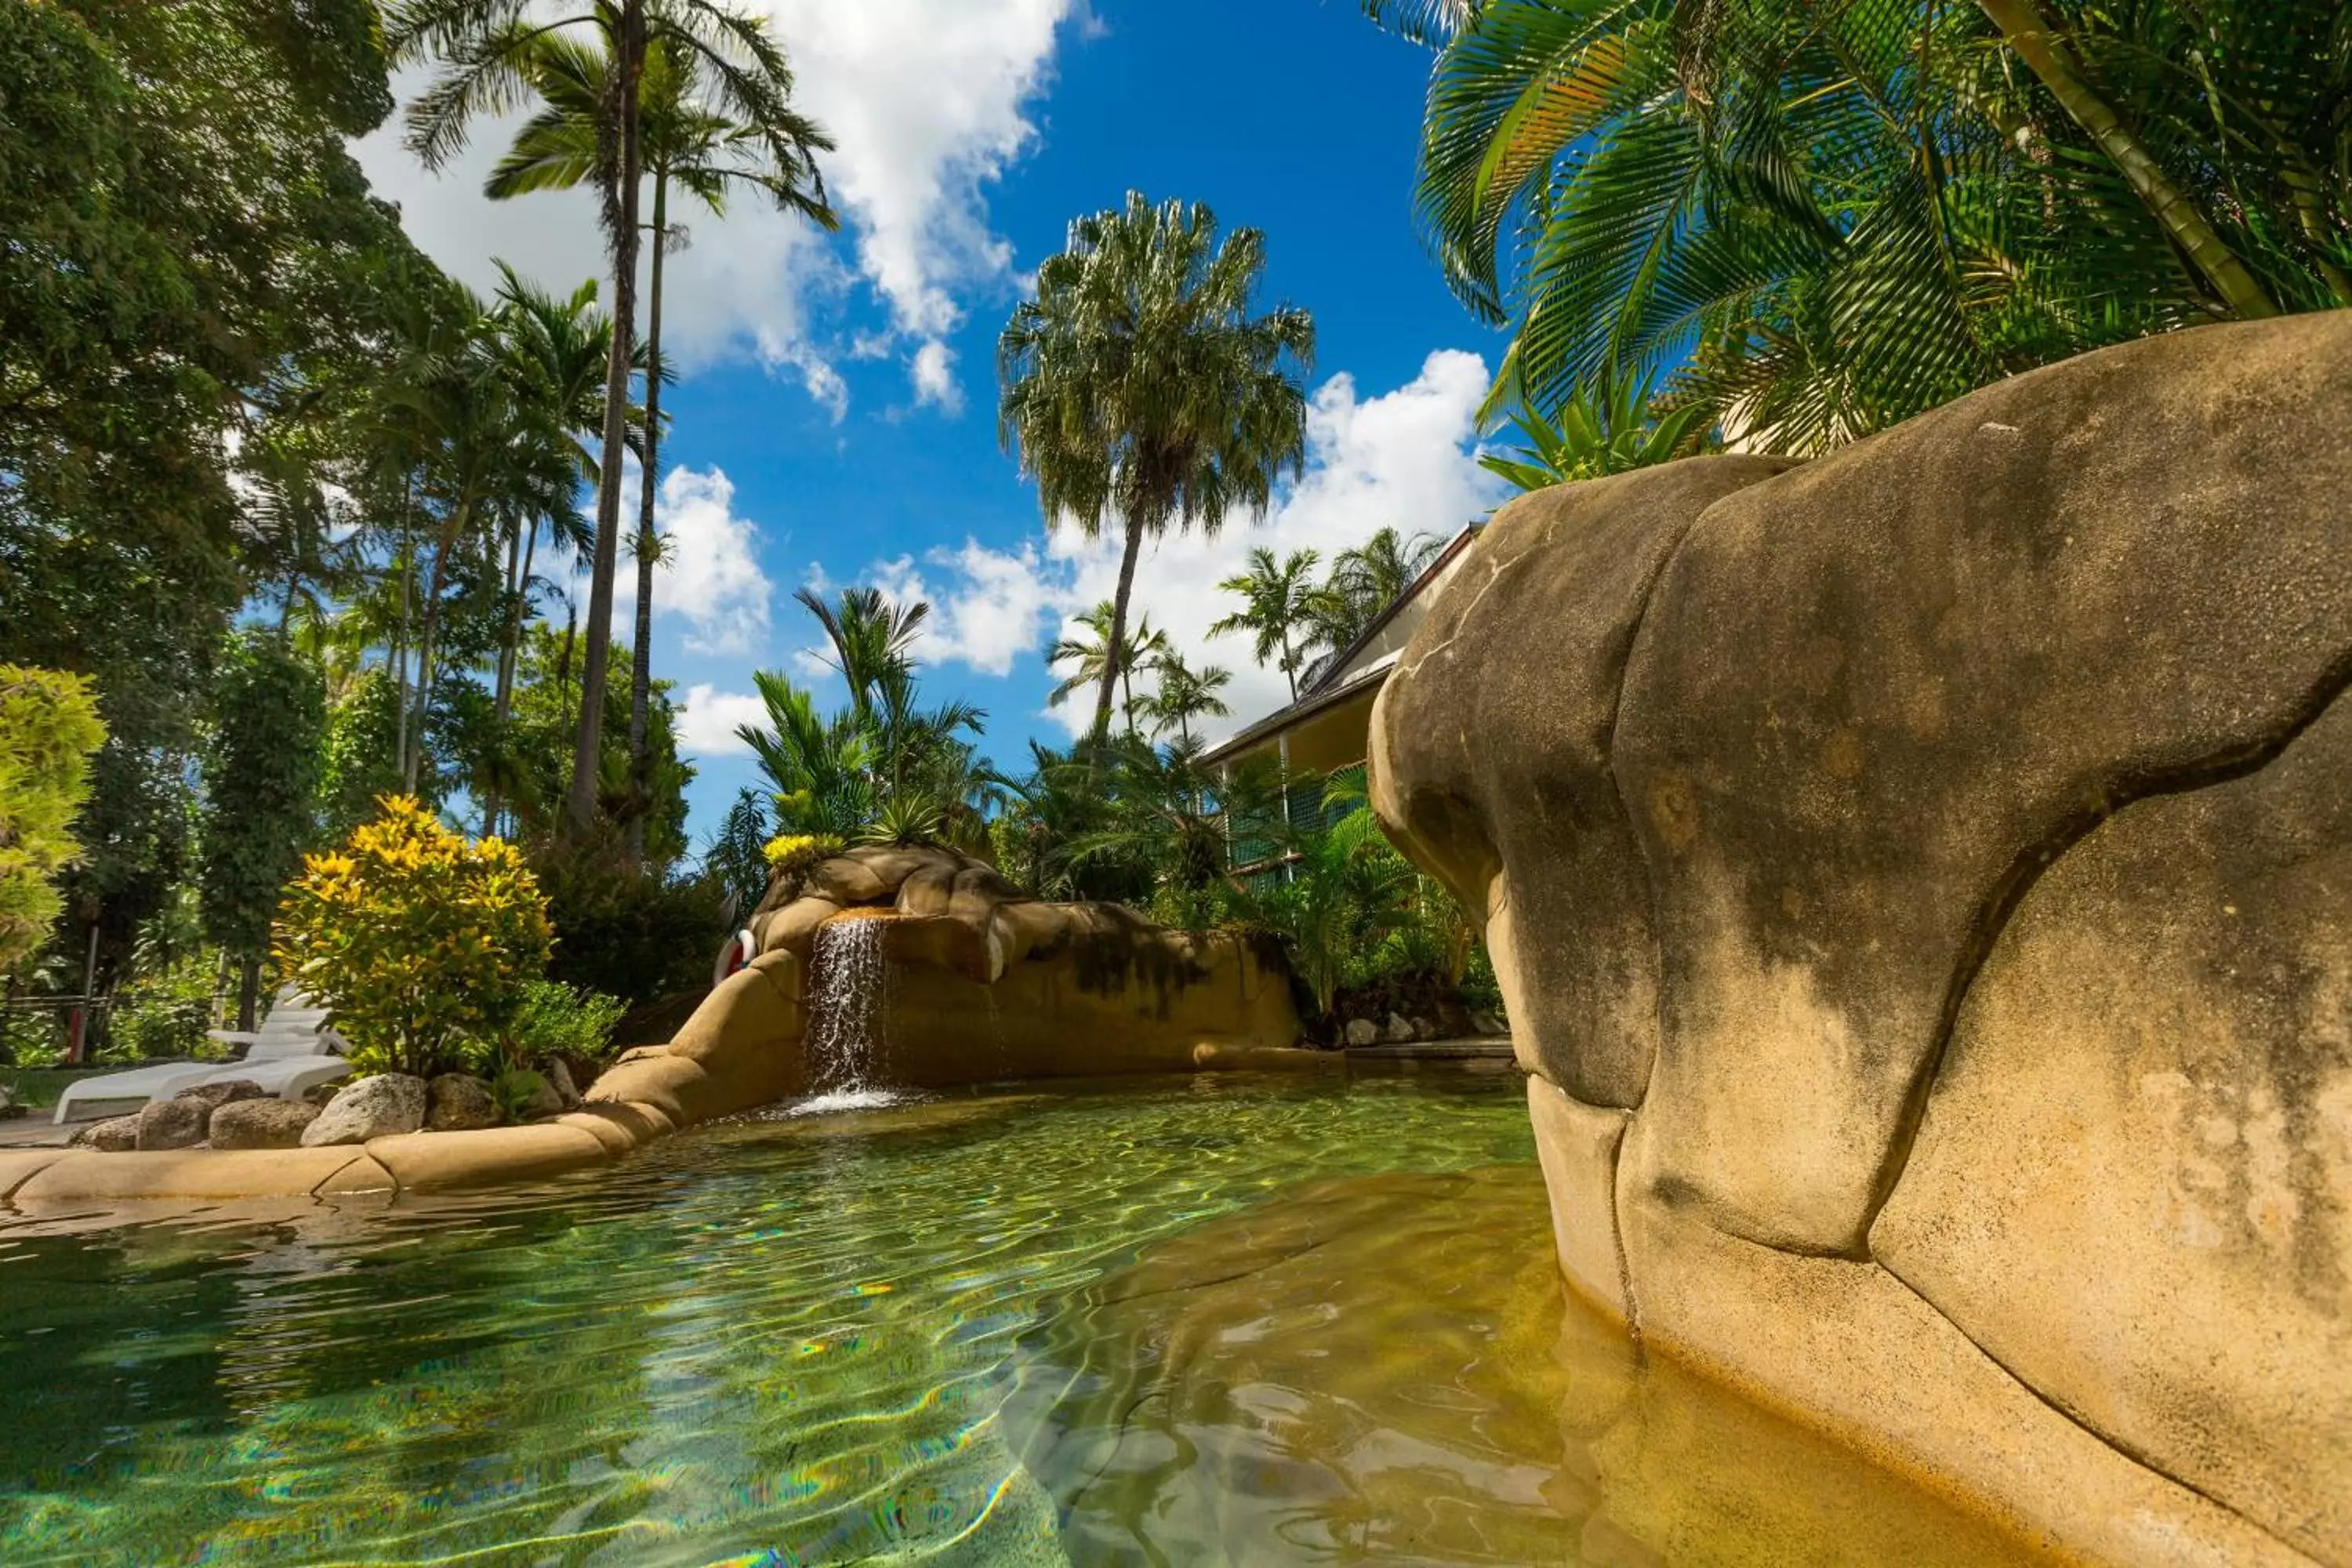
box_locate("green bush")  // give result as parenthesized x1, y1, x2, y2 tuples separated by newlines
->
(274, 797, 553, 1077)
(504, 979, 627, 1067)
(0, 666, 107, 973)
(108, 957, 225, 1062)
(530, 833, 725, 1007)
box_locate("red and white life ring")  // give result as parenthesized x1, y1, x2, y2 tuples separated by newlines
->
(712, 927, 758, 988)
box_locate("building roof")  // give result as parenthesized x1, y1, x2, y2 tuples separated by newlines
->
(1200, 524, 1480, 769)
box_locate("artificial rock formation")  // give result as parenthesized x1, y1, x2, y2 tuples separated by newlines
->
(1370, 312, 2352, 1567)
(583, 845, 1312, 1124)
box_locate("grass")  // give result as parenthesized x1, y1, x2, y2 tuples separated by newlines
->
(1, 1067, 117, 1111)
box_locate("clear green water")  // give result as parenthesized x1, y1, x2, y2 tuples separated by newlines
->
(0, 1071, 2050, 1566)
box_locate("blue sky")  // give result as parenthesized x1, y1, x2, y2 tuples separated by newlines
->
(354, 0, 1510, 846)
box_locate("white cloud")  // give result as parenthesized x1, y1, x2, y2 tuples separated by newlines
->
(676, 684, 768, 758)
(909, 338, 963, 413)
(766, 0, 1077, 338)
(869, 539, 1064, 677)
(644, 465, 775, 656)
(351, 1, 1083, 410)
(1045, 349, 1506, 741)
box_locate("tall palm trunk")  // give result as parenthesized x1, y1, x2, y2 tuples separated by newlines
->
(626, 165, 669, 863)
(404, 498, 470, 793)
(1973, 0, 2276, 319)
(1279, 627, 1298, 702)
(568, 0, 647, 835)
(484, 516, 533, 836)
(1094, 515, 1145, 743)
(392, 472, 415, 780)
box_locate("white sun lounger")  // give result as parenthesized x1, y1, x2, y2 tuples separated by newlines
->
(53, 989, 354, 1123)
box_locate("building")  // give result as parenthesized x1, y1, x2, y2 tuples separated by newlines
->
(1200, 524, 1481, 840)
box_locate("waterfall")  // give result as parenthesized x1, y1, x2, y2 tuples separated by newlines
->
(804, 916, 890, 1097)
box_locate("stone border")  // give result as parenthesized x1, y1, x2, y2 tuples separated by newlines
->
(0, 1098, 686, 1213)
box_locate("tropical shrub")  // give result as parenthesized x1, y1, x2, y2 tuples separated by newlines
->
(274, 797, 552, 1077)
(491, 1066, 554, 1125)
(503, 978, 628, 1066)
(0, 667, 107, 973)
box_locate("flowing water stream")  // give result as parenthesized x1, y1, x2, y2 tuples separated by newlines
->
(795, 914, 899, 1115)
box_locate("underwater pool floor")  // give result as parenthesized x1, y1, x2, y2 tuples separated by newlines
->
(0, 1071, 2053, 1565)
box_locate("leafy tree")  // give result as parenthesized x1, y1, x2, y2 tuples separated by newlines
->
(197, 633, 327, 1027)
(1210, 548, 1323, 702)
(0, 670, 106, 975)
(1000, 192, 1316, 741)
(390, 0, 820, 833)
(275, 797, 553, 1077)
(482, 26, 836, 857)
(1, 0, 448, 984)
(1386, 0, 2350, 454)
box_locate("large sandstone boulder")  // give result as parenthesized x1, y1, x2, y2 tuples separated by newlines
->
(586, 844, 1310, 1127)
(1370, 313, 2352, 1566)
(300, 1073, 426, 1146)
(209, 1098, 321, 1150)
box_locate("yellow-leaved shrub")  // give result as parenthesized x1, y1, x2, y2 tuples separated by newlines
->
(273, 797, 552, 1077)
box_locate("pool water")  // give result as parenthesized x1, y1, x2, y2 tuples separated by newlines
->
(0, 1071, 2052, 1566)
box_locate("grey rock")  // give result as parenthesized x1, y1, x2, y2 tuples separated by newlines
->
(173, 1080, 263, 1111)
(1344, 1018, 1380, 1047)
(135, 1095, 209, 1150)
(1408, 1016, 1435, 1041)
(545, 1058, 581, 1110)
(299, 1073, 426, 1146)
(209, 1098, 321, 1150)
(515, 1072, 565, 1122)
(1383, 1012, 1416, 1045)
(426, 1073, 499, 1132)
(73, 1114, 141, 1152)
(1470, 1011, 1508, 1038)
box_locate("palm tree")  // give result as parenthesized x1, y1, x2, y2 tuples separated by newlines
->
(1139, 650, 1232, 748)
(485, 28, 835, 856)
(389, 0, 815, 834)
(1305, 528, 1446, 657)
(999, 192, 1316, 742)
(1208, 547, 1321, 702)
(738, 588, 987, 847)
(1047, 601, 1167, 739)
(1389, 0, 2340, 452)
(481, 267, 612, 831)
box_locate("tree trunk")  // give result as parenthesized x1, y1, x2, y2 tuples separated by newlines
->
(1973, 0, 2276, 318)
(1279, 629, 1298, 702)
(237, 958, 260, 1033)
(626, 166, 669, 863)
(392, 472, 414, 780)
(484, 517, 527, 836)
(567, 0, 647, 836)
(1095, 517, 1145, 743)
(403, 499, 468, 795)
